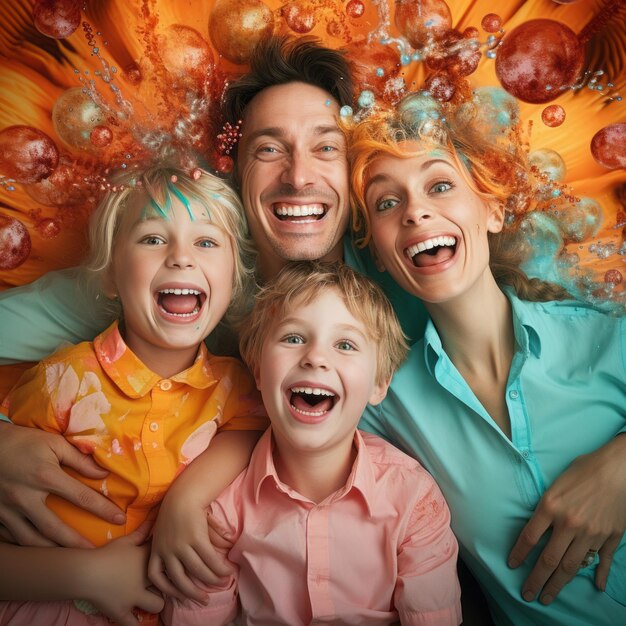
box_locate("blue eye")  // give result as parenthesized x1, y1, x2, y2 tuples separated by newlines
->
(196, 239, 216, 248)
(140, 235, 165, 245)
(283, 335, 304, 344)
(320, 145, 335, 152)
(336, 340, 356, 351)
(431, 181, 453, 194)
(377, 198, 399, 212)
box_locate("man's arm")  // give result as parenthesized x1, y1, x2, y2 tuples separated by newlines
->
(509, 432, 626, 605)
(0, 267, 114, 364)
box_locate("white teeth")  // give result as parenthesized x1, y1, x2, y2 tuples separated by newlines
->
(293, 408, 327, 417)
(290, 386, 335, 397)
(159, 288, 201, 296)
(161, 307, 200, 318)
(406, 236, 456, 257)
(275, 204, 325, 217)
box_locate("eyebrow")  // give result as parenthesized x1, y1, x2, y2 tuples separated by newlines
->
(243, 124, 343, 145)
(276, 318, 369, 340)
(366, 158, 451, 190)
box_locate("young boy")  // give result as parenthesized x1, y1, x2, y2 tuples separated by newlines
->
(164, 261, 462, 626)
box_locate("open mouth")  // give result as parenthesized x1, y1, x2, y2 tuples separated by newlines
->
(289, 386, 336, 417)
(157, 288, 207, 318)
(405, 236, 457, 268)
(273, 203, 327, 222)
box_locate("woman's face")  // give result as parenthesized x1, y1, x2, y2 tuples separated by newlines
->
(364, 144, 504, 304)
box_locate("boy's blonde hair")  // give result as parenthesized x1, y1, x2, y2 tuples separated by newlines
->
(239, 261, 408, 386)
(84, 165, 256, 318)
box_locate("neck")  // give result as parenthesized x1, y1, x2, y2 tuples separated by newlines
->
(426, 273, 514, 380)
(256, 244, 345, 284)
(272, 433, 356, 503)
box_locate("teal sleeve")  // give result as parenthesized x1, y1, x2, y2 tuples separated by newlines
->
(343, 235, 429, 345)
(0, 267, 115, 364)
(0, 412, 9, 423)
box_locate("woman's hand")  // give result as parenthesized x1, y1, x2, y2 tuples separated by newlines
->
(508, 434, 626, 604)
(0, 422, 125, 547)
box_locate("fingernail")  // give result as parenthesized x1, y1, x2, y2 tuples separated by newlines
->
(522, 591, 535, 602)
(113, 513, 126, 524)
(540, 594, 553, 605)
(508, 558, 520, 569)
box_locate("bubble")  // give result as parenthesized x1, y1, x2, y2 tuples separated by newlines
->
(358, 90, 375, 108)
(0, 215, 31, 270)
(90, 125, 113, 148)
(495, 19, 584, 103)
(425, 29, 482, 77)
(33, 0, 81, 40)
(394, 0, 452, 50)
(346, 0, 365, 18)
(481, 13, 502, 33)
(35, 217, 61, 239)
(123, 62, 142, 86)
(345, 42, 401, 103)
(281, 1, 316, 34)
(159, 25, 214, 89)
(557, 197, 603, 241)
(467, 87, 520, 137)
(529, 149, 566, 182)
(541, 105, 566, 128)
(215, 155, 234, 174)
(591, 123, 626, 170)
(52, 88, 105, 151)
(604, 269, 623, 285)
(425, 74, 455, 102)
(208, 0, 274, 65)
(24, 158, 91, 207)
(0, 126, 59, 184)
(517, 212, 564, 281)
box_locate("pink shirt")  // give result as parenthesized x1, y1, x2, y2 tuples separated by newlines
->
(164, 429, 461, 626)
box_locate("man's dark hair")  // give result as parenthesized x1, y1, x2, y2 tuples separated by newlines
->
(222, 35, 354, 128)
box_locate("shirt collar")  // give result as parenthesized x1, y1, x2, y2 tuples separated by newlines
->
(422, 288, 542, 372)
(93, 321, 217, 398)
(252, 428, 375, 517)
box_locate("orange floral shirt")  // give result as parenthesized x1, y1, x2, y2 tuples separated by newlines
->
(2, 322, 267, 546)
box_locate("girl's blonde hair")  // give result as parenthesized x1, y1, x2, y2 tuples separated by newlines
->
(348, 93, 569, 302)
(85, 165, 256, 319)
(239, 261, 408, 386)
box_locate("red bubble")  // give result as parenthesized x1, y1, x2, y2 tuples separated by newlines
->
(327, 20, 342, 38)
(345, 42, 401, 102)
(215, 155, 234, 174)
(281, 2, 316, 34)
(36, 218, 62, 239)
(541, 105, 566, 127)
(209, 0, 274, 65)
(0, 215, 31, 270)
(495, 19, 584, 104)
(24, 158, 93, 207)
(425, 74, 455, 101)
(481, 13, 502, 33)
(426, 29, 481, 77)
(33, 0, 81, 39)
(159, 25, 214, 88)
(123, 63, 142, 86)
(604, 269, 623, 285)
(591, 124, 626, 169)
(463, 26, 479, 40)
(0, 126, 59, 184)
(90, 125, 113, 148)
(395, 0, 452, 49)
(346, 0, 365, 18)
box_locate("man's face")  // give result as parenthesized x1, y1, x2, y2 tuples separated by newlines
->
(236, 82, 350, 278)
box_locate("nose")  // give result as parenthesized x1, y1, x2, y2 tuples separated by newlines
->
(300, 341, 329, 370)
(280, 150, 316, 190)
(402, 199, 432, 226)
(166, 241, 195, 269)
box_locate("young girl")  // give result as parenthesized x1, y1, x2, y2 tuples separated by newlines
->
(0, 166, 267, 625)
(349, 94, 626, 626)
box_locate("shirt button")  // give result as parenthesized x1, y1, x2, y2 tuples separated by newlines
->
(521, 450, 530, 459)
(149, 422, 159, 432)
(509, 390, 519, 400)
(160, 380, 172, 391)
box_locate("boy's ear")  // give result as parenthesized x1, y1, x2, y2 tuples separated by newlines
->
(369, 241, 386, 272)
(368, 376, 391, 407)
(486, 199, 505, 234)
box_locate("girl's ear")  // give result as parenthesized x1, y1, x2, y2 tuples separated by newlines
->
(486, 200, 505, 234)
(102, 266, 118, 300)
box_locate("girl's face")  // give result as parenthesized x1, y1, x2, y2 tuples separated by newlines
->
(364, 144, 504, 304)
(109, 195, 235, 364)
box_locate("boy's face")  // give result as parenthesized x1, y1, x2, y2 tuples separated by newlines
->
(255, 288, 388, 459)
